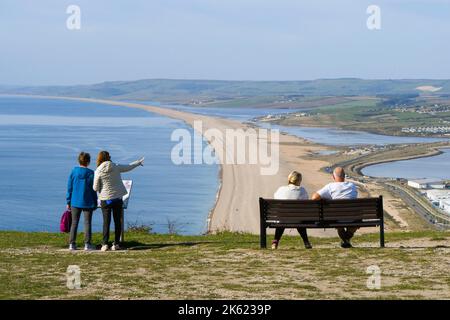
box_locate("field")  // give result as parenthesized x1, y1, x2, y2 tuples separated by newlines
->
(2, 78, 450, 106)
(271, 97, 450, 136)
(0, 231, 449, 300)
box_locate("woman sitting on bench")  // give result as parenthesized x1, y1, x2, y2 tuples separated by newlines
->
(272, 171, 312, 249)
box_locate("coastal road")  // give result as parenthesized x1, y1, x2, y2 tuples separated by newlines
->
(384, 183, 447, 230)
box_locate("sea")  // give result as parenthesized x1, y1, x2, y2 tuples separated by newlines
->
(0, 96, 219, 234)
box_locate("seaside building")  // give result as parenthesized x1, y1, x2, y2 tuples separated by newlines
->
(408, 179, 446, 189)
(439, 200, 450, 215)
(426, 189, 450, 203)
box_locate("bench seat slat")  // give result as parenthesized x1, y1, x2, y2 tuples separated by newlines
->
(323, 202, 379, 208)
(323, 212, 379, 217)
(266, 218, 319, 223)
(323, 206, 379, 212)
(267, 221, 381, 228)
(265, 207, 320, 211)
(267, 208, 323, 214)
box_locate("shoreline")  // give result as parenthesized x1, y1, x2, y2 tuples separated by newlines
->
(264, 118, 450, 139)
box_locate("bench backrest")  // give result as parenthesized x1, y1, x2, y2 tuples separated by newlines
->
(260, 197, 383, 227)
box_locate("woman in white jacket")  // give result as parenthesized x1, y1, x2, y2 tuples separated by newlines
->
(94, 151, 144, 251)
(272, 171, 312, 250)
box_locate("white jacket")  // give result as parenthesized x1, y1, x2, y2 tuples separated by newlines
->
(274, 184, 309, 200)
(93, 160, 142, 201)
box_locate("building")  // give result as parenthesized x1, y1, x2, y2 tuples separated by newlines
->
(408, 179, 446, 189)
(439, 200, 450, 215)
(426, 190, 450, 204)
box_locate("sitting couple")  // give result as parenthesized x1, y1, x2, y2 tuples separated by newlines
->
(66, 151, 144, 251)
(272, 167, 358, 250)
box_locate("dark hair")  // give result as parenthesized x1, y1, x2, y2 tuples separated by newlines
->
(78, 152, 91, 167)
(96, 151, 111, 167)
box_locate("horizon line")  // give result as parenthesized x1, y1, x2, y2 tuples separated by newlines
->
(1, 77, 450, 88)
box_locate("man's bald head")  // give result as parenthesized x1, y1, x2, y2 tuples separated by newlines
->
(333, 167, 346, 182)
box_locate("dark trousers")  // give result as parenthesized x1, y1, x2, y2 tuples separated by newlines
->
(274, 227, 310, 244)
(337, 227, 359, 242)
(69, 208, 93, 245)
(101, 200, 123, 245)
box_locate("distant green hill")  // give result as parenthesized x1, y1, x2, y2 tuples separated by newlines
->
(2, 78, 450, 105)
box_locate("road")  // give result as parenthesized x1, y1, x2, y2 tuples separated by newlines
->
(385, 183, 449, 230)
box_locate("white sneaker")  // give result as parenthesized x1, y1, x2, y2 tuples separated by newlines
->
(111, 244, 121, 251)
(69, 244, 77, 251)
(84, 244, 95, 251)
(101, 244, 109, 252)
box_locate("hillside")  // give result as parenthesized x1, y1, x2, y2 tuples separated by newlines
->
(2, 79, 450, 107)
(0, 231, 448, 299)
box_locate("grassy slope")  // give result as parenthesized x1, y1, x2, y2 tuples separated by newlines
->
(277, 98, 450, 136)
(2, 79, 450, 103)
(0, 231, 449, 300)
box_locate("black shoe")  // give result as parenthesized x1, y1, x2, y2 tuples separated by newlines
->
(304, 242, 313, 249)
(340, 241, 352, 249)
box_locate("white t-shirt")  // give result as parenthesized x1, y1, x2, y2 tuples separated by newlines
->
(274, 184, 309, 200)
(316, 182, 358, 200)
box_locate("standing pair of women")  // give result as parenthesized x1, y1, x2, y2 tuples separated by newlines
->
(66, 151, 144, 251)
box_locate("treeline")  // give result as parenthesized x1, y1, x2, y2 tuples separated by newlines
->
(376, 93, 420, 107)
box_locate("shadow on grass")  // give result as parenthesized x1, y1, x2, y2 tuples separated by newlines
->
(124, 241, 214, 250)
(123, 240, 262, 250)
(397, 245, 450, 249)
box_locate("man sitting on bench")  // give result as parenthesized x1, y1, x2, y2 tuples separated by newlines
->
(311, 167, 359, 248)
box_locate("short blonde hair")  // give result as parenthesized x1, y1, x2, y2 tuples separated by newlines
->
(288, 171, 302, 186)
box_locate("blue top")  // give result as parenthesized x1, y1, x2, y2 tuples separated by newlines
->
(66, 167, 98, 209)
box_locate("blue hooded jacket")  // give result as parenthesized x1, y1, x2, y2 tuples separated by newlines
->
(66, 167, 98, 209)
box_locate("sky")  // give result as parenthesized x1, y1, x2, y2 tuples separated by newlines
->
(0, 0, 449, 85)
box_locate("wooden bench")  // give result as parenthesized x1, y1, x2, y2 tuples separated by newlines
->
(259, 196, 385, 248)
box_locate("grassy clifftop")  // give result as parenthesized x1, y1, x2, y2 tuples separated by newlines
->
(0, 231, 449, 299)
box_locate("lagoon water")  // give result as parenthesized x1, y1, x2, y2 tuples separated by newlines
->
(260, 124, 446, 146)
(159, 103, 449, 180)
(362, 149, 450, 180)
(158, 103, 446, 146)
(0, 97, 219, 234)
(153, 103, 297, 122)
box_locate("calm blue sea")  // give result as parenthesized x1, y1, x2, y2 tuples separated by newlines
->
(0, 96, 219, 234)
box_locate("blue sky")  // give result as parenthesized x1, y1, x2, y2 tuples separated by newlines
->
(0, 0, 449, 85)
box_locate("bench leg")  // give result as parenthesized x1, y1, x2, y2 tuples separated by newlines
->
(380, 222, 385, 248)
(260, 225, 267, 249)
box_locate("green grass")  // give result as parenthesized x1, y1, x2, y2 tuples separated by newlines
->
(277, 96, 450, 136)
(0, 230, 449, 300)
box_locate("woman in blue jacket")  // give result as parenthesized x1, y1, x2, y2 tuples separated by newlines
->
(66, 152, 98, 251)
